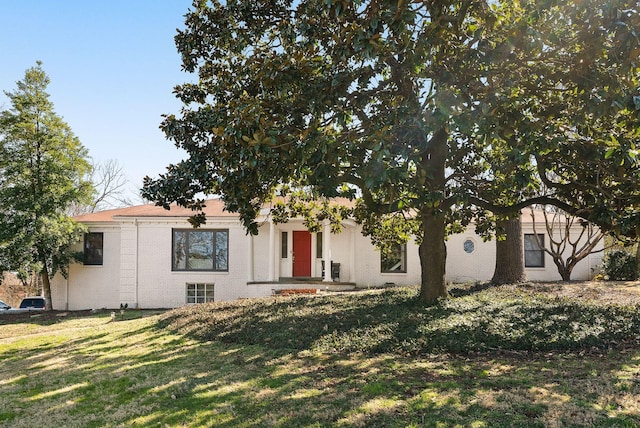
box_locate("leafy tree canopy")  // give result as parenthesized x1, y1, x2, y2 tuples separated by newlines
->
(480, 1, 640, 235)
(0, 62, 94, 309)
(144, 0, 640, 302)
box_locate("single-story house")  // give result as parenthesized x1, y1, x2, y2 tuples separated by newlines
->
(50, 200, 603, 310)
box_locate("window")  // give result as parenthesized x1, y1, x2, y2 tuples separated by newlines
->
(84, 232, 103, 265)
(186, 283, 214, 304)
(172, 229, 228, 271)
(316, 232, 323, 258)
(381, 243, 407, 273)
(463, 239, 475, 254)
(281, 231, 288, 258)
(524, 234, 545, 267)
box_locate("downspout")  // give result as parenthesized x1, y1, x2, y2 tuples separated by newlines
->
(135, 219, 140, 308)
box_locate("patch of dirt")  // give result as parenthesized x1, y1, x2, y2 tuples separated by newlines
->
(518, 280, 640, 304)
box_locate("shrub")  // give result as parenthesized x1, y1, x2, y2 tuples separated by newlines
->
(602, 249, 638, 281)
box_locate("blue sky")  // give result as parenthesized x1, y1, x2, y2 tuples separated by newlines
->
(0, 0, 195, 201)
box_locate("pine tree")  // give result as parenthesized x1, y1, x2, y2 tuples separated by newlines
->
(0, 62, 93, 310)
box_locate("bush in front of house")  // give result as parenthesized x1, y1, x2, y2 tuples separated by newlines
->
(602, 249, 638, 281)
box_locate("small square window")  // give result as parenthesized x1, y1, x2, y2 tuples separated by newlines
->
(84, 232, 103, 265)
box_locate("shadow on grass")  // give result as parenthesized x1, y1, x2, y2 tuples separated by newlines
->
(157, 286, 640, 355)
(1, 301, 639, 427)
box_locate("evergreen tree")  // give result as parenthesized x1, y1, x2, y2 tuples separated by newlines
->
(0, 62, 93, 310)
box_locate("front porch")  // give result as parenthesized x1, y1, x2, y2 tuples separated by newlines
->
(247, 217, 358, 284)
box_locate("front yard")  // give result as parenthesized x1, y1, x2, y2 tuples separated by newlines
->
(0, 282, 639, 427)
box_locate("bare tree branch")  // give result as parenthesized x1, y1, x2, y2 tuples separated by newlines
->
(68, 159, 132, 216)
(530, 206, 607, 281)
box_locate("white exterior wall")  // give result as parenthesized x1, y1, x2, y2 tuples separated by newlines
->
(51, 212, 604, 310)
(119, 221, 138, 306)
(446, 225, 602, 282)
(52, 217, 252, 310)
(353, 223, 602, 286)
(446, 233, 496, 283)
(50, 275, 67, 310)
(327, 225, 354, 282)
(51, 224, 122, 310)
(134, 218, 249, 308)
(352, 225, 422, 287)
(252, 223, 272, 283)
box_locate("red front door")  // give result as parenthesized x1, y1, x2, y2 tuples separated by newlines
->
(293, 231, 312, 277)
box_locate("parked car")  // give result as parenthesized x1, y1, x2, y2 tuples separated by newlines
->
(0, 300, 10, 310)
(18, 297, 46, 310)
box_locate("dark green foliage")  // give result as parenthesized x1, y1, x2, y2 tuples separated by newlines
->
(158, 286, 640, 355)
(144, 0, 640, 303)
(603, 250, 638, 281)
(0, 63, 93, 309)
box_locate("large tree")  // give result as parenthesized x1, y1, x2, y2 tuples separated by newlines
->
(477, 2, 640, 230)
(0, 63, 93, 310)
(144, 0, 639, 303)
(477, 1, 640, 284)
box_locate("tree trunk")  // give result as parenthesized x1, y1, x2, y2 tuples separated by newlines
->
(418, 126, 449, 304)
(419, 209, 448, 303)
(491, 214, 527, 284)
(41, 269, 53, 311)
(636, 243, 640, 279)
(558, 266, 572, 281)
(555, 256, 574, 281)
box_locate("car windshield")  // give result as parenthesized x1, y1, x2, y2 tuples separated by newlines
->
(20, 298, 45, 308)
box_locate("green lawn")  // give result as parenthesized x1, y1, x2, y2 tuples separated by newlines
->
(1, 284, 639, 427)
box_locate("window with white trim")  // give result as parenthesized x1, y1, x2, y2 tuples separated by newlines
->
(172, 229, 228, 271)
(186, 283, 214, 304)
(381, 243, 407, 273)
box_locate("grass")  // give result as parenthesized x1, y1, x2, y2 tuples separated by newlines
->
(0, 283, 639, 427)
